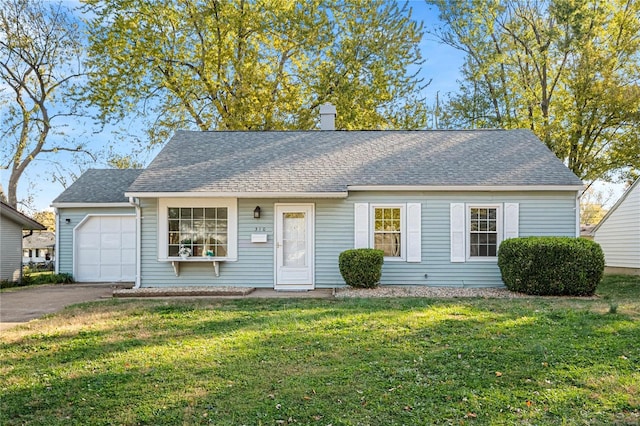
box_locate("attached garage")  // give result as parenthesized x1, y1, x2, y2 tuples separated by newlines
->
(75, 215, 136, 282)
(51, 169, 143, 284)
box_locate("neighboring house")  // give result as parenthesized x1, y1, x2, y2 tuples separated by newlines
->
(51, 169, 143, 282)
(0, 201, 46, 282)
(53, 111, 583, 288)
(593, 179, 640, 275)
(22, 231, 56, 265)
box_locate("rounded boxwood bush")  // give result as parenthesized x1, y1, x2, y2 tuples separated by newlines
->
(498, 236, 604, 296)
(339, 248, 384, 288)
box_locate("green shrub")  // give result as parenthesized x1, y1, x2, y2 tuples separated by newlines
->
(339, 249, 384, 288)
(0, 273, 74, 289)
(1, 274, 33, 289)
(0, 279, 15, 289)
(48, 273, 74, 284)
(19, 272, 34, 286)
(498, 236, 604, 296)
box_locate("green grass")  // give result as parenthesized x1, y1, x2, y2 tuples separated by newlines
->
(1, 275, 639, 425)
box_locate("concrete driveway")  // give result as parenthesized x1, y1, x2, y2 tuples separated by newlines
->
(0, 283, 114, 331)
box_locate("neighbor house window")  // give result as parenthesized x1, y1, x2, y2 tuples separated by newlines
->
(158, 198, 238, 261)
(168, 207, 228, 257)
(469, 207, 498, 257)
(372, 205, 404, 258)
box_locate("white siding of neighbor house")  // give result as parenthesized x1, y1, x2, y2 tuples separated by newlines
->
(56, 207, 137, 277)
(1, 216, 24, 282)
(138, 191, 577, 288)
(594, 182, 640, 269)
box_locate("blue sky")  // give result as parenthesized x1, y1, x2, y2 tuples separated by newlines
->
(0, 1, 624, 212)
(2, 1, 468, 212)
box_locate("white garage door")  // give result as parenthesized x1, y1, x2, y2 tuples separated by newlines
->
(75, 215, 136, 282)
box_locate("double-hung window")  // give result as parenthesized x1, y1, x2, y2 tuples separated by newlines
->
(373, 205, 404, 258)
(159, 198, 238, 260)
(450, 202, 519, 262)
(469, 207, 498, 257)
(354, 202, 421, 262)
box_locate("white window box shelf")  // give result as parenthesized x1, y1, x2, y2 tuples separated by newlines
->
(162, 257, 224, 277)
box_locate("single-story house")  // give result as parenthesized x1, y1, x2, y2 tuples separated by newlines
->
(22, 231, 56, 266)
(53, 111, 583, 289)
(593, 178, 640, 275)
(0, 201, 46, 282)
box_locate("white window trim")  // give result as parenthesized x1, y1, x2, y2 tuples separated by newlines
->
(466, 204, 502, 262)
(157, 198, 238, 261)
(370, 204, 406, 262)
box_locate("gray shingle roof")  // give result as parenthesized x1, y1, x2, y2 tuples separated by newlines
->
(127, 129, 582, 194)
(52, 169, 143, 204)
(23, 231, 55, 249)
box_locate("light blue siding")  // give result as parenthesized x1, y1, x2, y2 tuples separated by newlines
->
(343, 192, 577, 287)
(56, 207, 136, 276)
(140, 198, 275, 287)
(137, 191, 577, 288)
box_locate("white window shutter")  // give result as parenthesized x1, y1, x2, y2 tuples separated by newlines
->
(406, 203, 422, 262)
(504, 203, 519, 240)
(450, 203, 466, 262)
(354, 203, 369, 248)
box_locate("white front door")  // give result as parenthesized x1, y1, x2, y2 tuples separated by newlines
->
(274, 204, 314, 290)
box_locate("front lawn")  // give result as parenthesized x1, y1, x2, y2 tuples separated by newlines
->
(1, 275, 639, 425)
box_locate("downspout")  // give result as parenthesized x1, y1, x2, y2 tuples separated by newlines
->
(54, 208, 60, 273)
(575, 190, 581, 238)
(129, 197, 142, 289)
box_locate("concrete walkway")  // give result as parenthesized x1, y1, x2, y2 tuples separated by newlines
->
(113, 286, 334, 298)
(0, 284, 334, 331)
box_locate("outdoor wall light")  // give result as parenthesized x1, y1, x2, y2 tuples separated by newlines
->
(253, 206, 261, 219)
(65, 218, 71, 224)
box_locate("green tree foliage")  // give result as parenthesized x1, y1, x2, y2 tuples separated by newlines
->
(32, 210, 56, 231)
(82, 0, 428, 146)
(0, 0, 90, 208)
(428, 0, 640, 182)
(579, 186, 611, 225)
(107, 154, 144, 169)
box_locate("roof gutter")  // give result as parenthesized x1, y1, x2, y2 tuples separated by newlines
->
(575, 191, 581, 237)
(50, 202, 133, 208)
(124, 191, 349, 199)
(347, 185, 584, 192)
(129, 197, 142, 289)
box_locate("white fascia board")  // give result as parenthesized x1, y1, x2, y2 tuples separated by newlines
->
(50, 202, 134, 208)
(124, 191, 349, 199)
(347, 185, 584, 192)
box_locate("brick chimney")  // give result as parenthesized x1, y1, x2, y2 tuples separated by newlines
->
(319, 103, 336, 131)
